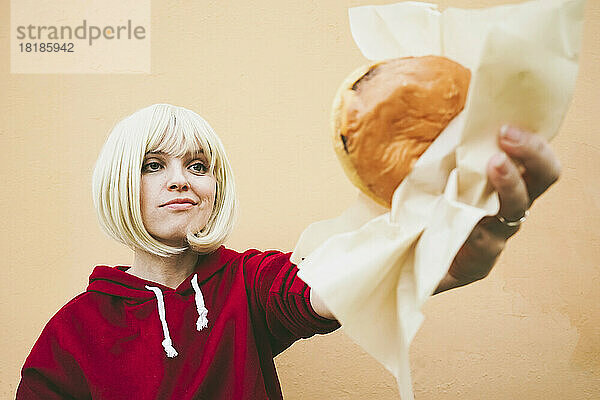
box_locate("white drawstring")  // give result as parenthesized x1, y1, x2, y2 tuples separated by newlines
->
(145, 285, 179, 358)
(145, 275, 209, 358)
(191, 274, 209, 331)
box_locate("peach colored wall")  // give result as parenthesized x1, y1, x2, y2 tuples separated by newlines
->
(2, 0, 598, 398)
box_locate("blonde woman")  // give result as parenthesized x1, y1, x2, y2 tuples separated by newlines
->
(17, 104, 560, 399)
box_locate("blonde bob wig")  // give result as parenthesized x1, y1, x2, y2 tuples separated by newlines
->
(92, 103, 237, 257)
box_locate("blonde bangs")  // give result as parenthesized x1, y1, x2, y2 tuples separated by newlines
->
(145, 106, 217, 175)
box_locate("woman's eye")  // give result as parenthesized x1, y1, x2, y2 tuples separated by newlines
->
(190, 162, 207, 174)
(143, 161, 162, 172)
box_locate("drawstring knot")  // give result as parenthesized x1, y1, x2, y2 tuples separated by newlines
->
(161, 338, 178, 358)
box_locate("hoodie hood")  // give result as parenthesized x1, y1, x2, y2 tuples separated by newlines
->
(87, 245, 230, 300)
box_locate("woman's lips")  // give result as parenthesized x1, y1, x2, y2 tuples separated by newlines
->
(160, 197, 198, 210)
(163, 203, 195, 210)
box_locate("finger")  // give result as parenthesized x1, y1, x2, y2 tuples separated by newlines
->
(498, 125, 561, 203)
(487, 151, 530, 236)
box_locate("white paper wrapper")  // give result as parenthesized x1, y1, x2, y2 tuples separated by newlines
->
(291, 0, 585, 398)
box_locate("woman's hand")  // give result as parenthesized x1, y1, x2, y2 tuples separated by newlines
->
(434, 125, 562, 294)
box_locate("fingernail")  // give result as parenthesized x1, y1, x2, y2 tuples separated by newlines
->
(492, 152, 508, 176)
(500, 124, 522, 144)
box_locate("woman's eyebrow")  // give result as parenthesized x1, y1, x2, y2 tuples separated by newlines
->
(143, 150, 208, 162)
(143, 152, 166, 160)
(186, 150, 207, 161)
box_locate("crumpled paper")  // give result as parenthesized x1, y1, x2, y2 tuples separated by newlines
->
(291, 0, 585, 398)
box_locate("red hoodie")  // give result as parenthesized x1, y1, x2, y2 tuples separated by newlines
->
(17, 245, 340, 399)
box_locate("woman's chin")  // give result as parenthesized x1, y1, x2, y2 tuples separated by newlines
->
(150, 234, 188, 249)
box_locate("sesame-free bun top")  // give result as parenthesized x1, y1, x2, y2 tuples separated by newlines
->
(331, 55, 471, 208)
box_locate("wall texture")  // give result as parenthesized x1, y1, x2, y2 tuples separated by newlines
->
(1, 0, 598, 398)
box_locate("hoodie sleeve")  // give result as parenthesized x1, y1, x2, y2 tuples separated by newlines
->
(16, 309, 91, 399)
(244, 250, 341, 355)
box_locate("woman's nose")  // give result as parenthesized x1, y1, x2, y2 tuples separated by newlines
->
(166, 166, 189, 191)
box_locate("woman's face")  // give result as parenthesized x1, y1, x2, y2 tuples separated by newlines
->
(140, 150, 216, 247)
